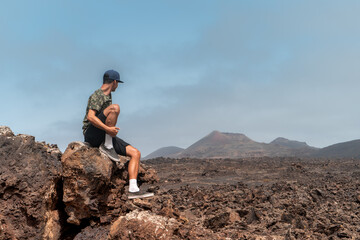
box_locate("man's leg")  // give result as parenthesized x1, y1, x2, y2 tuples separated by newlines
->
(98, 104, 121, 161)
(126, 145, 141, 192)
(125, 145, 153, 199)
(103, 104, 120, 149)
(104, 104, 120, 127)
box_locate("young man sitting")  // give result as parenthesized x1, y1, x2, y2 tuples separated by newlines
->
(82, 69, 153, 199)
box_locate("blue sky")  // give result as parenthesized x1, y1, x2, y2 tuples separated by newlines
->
(1, 1, 360, 156)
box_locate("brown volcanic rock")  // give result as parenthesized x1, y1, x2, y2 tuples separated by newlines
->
(108, 210, 179, 240)
(61, 141, 117, 225)
(5, 124, 360, 239)
(74, 208, 221, 240)
(0, 126, 162, 240)
(61, 141, 159, 226)
(146, 157, 360, 239)
(0, 126, 62, 240)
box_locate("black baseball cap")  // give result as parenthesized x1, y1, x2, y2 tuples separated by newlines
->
(104, 70, 123, 83)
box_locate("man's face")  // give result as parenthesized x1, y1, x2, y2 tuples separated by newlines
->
(111, 81, 118, 92)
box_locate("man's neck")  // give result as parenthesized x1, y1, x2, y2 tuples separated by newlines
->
(100, 84, 112, 95)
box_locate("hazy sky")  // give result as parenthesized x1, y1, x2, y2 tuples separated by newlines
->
(1, 1, 360, 156)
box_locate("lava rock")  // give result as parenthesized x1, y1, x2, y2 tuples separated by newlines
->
(61, 142, 116, 225)
(0, 126, 62, 239)
(61, 141, 159, 226)
(204, 212, 230, 231)
(108, 210, 179, 240)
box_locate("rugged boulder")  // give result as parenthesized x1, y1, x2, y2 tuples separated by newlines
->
(108, 210, 179, 239)
(8, 125, 360, 239)
(0, 126, 62, 239)
(61, 141, 159, 226)
(0, 127, 160, 240)
(61, 142, 116, 225)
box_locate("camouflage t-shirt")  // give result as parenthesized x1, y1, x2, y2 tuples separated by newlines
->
(82, 89, 112, 134)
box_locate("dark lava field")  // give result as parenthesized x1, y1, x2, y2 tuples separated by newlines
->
(144, 157, 360, 239)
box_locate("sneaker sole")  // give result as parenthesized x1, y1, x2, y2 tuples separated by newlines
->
(128, 192, 155, 200)
(99, 146, 120, 162)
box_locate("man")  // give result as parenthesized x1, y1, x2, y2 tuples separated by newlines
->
(82, 69, 153, 199)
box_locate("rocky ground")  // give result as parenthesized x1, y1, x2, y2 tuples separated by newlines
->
(1, 126, 360, 239)
(144, 157, 360, 239)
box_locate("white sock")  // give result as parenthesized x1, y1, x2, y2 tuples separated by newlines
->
(104, 134, 114, 149)
(129, 179, 140, 192)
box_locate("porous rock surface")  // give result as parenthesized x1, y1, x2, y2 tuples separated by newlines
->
(146, 157, 360, 239)
(3, 125, 360, 239)
(108, 209, 179, 239)
(61, 141, 159, 226)
(0, 126, 62, 239)
(0, 126, 161, 240)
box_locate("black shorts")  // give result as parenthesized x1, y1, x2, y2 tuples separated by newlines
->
(84, 112, 130, 156)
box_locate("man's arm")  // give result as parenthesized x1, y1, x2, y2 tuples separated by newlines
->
(87, 109, 119, 137)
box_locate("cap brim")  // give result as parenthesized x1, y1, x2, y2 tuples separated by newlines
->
(117, 80, 124, 83)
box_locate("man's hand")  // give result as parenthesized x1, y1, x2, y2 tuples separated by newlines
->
(106, 126, 120, 137)
(87, 109, 120, 137)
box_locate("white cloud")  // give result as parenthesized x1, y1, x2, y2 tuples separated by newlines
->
(2, 1, 360, 156)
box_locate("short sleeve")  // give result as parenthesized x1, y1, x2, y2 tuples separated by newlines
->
(88, 92, 104, 113)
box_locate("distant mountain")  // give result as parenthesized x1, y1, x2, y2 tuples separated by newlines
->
(143, 146, 184, 160)
(145, 131, 360, 159)
(173, 131, 317, 158)
(145, 131, 318, 159)
(270, 137, 310, 149)
(175, 131, 264, 158)
(313, 139, 360, 158)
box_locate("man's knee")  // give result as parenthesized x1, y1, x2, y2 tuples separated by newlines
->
(110, 104, 120, 114)
(127, 146, 141, 159)
(105, 104, 120, 116)
(132, 148, 141, 159)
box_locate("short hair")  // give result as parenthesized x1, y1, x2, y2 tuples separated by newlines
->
(103, 73, 115, 84)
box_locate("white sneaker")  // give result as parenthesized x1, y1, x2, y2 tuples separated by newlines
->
(128, 191, 155, 200)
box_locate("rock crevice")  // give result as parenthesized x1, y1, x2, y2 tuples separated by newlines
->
(0, 126, 63, 239)
(0, 126, 159, 240)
